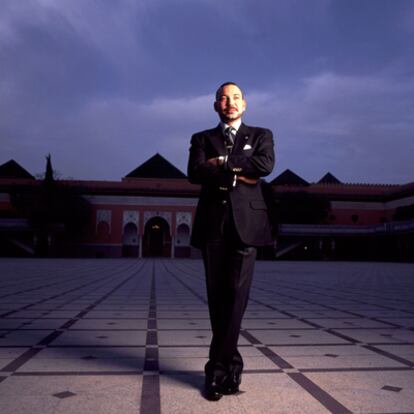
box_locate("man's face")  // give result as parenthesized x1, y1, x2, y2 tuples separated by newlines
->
(214, 84, 246, 123)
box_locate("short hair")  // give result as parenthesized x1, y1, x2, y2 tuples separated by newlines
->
(215, 82, 244, 100)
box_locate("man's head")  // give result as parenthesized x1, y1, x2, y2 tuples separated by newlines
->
(214, 82, 246, 125)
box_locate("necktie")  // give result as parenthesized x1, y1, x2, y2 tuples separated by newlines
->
(225, 127, 238, 188)
(224, 127, 235, 153)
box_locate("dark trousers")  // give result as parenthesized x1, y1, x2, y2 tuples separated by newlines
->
(202, 202, 257, 379)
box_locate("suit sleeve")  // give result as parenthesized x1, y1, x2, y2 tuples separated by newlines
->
(187, 133, 233, 186)
(227, 129, 275, 178)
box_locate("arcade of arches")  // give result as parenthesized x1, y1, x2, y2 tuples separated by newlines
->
(118, 214, 192, 258)
(143, 216, 171, 257)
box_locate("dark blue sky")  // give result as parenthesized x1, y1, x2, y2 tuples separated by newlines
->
(1, 0, 413, 184)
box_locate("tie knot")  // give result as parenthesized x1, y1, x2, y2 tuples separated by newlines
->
(225, 126, 235, 138)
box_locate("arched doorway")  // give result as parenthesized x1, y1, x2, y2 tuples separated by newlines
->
(143, 217, 171, 257)
(97, 221, 110, 242)
(176, 223, 190, 245)
(122, 222, 139, 257)
(175, 223, 191, 258)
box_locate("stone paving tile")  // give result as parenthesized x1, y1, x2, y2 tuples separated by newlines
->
(332, 328, 414, 343)
(0, 330, 56, 346)
(241, 318, 312, 329)
(158, 330, 216, 346)
(52, 330, 147, 346)
(374, 344, 414, 360)
(157, 319, 211, 329)
(248, 329, 351, 345)
(373, 317, 414, 328)
(85, 310, 149, 318)
(17, 346, 146, 372)
(157, 304, 207, 310)
(0, 375, 142, 414)
(0, 347, 30, 369)
(157, 311, 209, 318)
(303, 318, 394, 329)
(236, 373, 331, 414)
(0, 258, 414, 414)
(351, 310, 414, 318)
(244, 310, 290, 318)
(69, 318, 148, 330)
(306, 371, 414, 413)
(286, 310, 360, 318)
(0, 318, 70, 330)
(159, 357, 208, 372)
(94, 306, 149, 311)
(9, 310, 55, 318)
(270, 345, 407, 369)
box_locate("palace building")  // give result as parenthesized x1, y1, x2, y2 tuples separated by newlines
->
(0, 155, 413, 261)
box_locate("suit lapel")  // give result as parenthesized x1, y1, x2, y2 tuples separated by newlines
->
(207, 125, 227, 154)
(232, 123, 251, 154)
(207, 123, 251, 155)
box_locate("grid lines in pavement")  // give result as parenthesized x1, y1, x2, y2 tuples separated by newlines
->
(0, 258, 413, 414)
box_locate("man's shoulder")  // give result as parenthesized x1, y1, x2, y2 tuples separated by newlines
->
(191, 123, 273, 139)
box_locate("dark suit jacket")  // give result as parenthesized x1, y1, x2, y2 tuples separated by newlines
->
(187, 123, 275, 248)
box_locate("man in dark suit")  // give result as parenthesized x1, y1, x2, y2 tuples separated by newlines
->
(187, 82, 275, 401)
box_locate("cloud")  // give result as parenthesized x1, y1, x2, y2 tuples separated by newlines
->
(68, 93, 216, 178)
(0, 92, 215, 179)
(201, 0, 331, 31)
(401, 1, 414, 33)
(244, 70, 414, 183)
(0, 0, 412, 185)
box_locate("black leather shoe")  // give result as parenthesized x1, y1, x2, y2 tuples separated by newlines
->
(204, 376, 224, 401)
(222, 372, 241, 395)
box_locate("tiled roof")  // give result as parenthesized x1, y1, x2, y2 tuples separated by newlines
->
(318, 172, 342, 184)
(124, 153, 186, 179)
(0, 160, 35, 179)
(270, 169, 309, 186)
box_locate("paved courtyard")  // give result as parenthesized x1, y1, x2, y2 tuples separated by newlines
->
(0, 258, 413, 414)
